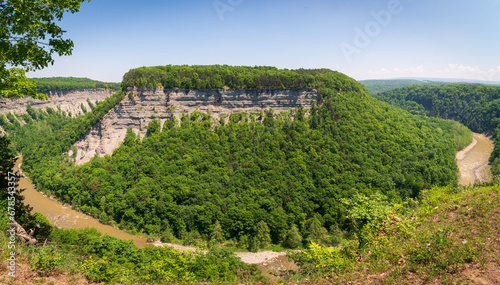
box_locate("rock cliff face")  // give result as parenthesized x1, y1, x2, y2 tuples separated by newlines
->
(71, 88, 320, 165)
(0, 89, 114, 118)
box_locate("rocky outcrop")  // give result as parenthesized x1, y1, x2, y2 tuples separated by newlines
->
(70, 88, 320, 165)
(0, 89, 114, 118)
(162, 88, 319, 114)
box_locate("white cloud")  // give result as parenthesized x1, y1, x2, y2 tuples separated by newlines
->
(357, 64, 500, 82)
(438, 64, 500, 82)
(366, 65, 424, 78)
(443, 64, 481, 73)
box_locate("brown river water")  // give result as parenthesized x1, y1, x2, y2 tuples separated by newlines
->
(15, 158, 148, 247)
(456, 133, 494, 185)
(17, 132, 494, 249)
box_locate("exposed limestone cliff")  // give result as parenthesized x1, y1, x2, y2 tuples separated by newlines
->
(0, 89, 114, 118)
(71, 88, 319, 165)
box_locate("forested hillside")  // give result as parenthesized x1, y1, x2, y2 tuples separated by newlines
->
(12, 66, 472, 249)
(33, 77, 121, 93)
(0, 106, 76, 148)
(374, 84, 500, 175)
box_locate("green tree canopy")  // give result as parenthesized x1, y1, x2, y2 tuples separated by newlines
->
(0, 0, 89, 99)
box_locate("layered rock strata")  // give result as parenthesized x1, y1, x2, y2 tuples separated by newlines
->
(71, 88, 319, 165)
(0, 89, 114, 118)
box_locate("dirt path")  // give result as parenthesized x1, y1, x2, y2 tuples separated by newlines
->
(151, 240, 289, 264)
(457, 133, 494, 185)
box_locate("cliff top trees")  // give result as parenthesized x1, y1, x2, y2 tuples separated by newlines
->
(121, 65, 366, 93)
(33, 77, 121, 93)
(0, 0, 89, 99)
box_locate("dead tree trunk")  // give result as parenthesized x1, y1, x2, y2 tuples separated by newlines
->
(10, 220, 40, 245)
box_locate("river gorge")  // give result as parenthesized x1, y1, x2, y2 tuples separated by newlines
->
(17, 132, 494, 263)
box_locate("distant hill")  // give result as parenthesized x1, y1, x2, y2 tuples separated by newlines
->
(361, 78, 500, 95)
(398, 77, 500, 86)
(360, 79, 448, 94)
(32, 77, 121, 93)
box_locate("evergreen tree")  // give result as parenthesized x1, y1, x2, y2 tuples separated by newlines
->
(329, 223, 343, 245)
(286, 224, 303, 249)
(254, 220, 271, 249)
(307, 216, 328, 245)
(210, 220, 225, 244)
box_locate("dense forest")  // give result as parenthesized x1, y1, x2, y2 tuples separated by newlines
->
(122, 65, 362, 91)
(0, 106, 76, 147)
(9, 66, 472, 250)
(360, 79, 448, 94)
(374, 84, 500, 175)
(32, 77, 121, 93)
(0, 135, 262, 284)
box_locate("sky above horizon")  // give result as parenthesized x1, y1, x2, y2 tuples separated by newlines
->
(26, 0, 500, 83)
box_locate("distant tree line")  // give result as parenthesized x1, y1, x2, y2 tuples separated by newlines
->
(33, 77, 121, 93)
(0, 106, 76, 151)
(361, 79, 449, 94)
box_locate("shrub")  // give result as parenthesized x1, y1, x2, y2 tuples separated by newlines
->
(191, 247, 259, 282)
(142, 246, 196, 283)
(82, 256, 122, 283)
(28, 245, 63, 276)
(289, 242, 348, 275)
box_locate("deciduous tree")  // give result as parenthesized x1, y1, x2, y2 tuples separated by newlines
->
(0, 0, 89, 98)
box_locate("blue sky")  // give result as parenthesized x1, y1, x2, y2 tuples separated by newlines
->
(27, 0, 500, 83)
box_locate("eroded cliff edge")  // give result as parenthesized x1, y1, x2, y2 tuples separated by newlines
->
(70, 87, 319, 165)
(0, 89, 114, 117)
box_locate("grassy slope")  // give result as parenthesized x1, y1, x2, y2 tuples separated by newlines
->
(288, 183, 500, 284)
